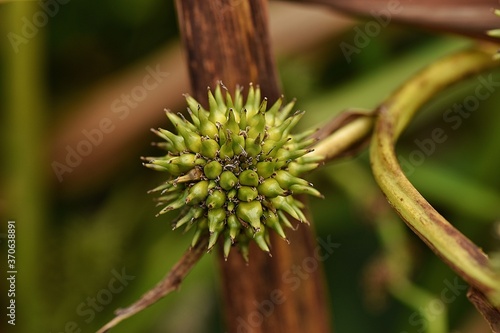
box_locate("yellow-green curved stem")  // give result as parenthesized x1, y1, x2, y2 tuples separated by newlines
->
(370, 47, 500, 308)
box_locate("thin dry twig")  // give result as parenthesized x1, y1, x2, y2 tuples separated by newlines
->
(468, 288, 500, 333)
(310, 108, 376, 163)
(96, 235, 209, 333)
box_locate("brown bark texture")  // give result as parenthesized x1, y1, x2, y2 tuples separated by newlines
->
(175, 1, 333, 332)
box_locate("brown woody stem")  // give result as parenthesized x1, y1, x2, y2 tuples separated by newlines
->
(175, 1, 333, 332)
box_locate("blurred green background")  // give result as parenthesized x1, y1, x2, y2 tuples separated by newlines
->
(1, 1, 499, 333)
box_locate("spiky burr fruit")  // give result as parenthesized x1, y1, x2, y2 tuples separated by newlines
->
(143, 84, 323, 260)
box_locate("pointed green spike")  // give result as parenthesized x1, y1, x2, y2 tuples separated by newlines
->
(277, 99, 296, 123)
(158, 129, 187, 152)
(191, 217, 208, 247)
(251, 226, 270, 253)
(289, 184, 323, 198)
(214, 83, 226, 109)
(223, 236, 232, 260)
(208, 88, 226, 124)
(270, 196, 300, 221)
(263, 210, 287, 240)
(273, 170, 310, 189)
(172, 210, 195, 230)
(186, 107, 200, 127)
(277, 210, 295, 230)
(265, 96, 283, 126)
(287, 162, 319, 176)
(157, 191, 189, 215)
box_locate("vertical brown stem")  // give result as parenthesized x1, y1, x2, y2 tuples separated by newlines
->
(175, 1, 333, 332)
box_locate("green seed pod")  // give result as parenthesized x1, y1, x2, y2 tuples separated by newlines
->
(201, 138, 220, 159)
(219, 140, 234, 159)
(245, 134, 262, 157)
(261, 138, 288, 157)
(256, 161, 276, 179)
(225, 109, 240, 134)
(172, 153, 198, 171)
(220, 170, 238, 191)
(173, 120, 202, 153)
(227, 188, 237, 200)
(208, 208, 226, 234)
(231, 132, 246, 155)
(247, 112, 266, 139)
(208, 89, 226, 124)
(198, 110, 218, 138)
(239, 170, 259, 187)
(146, 83, 323, 258)
(227, 214, 241, 241)
(236, 201, 263, 231)
(239, 109, 248, 130)
(206, 189, 226, 209)
(185, 180, 209, 205)
(237, 186, 258, 202)
(204, 160, 223, 179)
(258, 178, 287, 198)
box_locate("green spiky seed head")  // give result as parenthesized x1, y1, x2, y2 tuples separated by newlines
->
(144, 83, 322, 260)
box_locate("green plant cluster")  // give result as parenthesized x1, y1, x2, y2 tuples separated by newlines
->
(143, 84, 322, 259)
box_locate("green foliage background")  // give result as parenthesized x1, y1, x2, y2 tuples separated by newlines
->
(0, 1, 499, 333)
